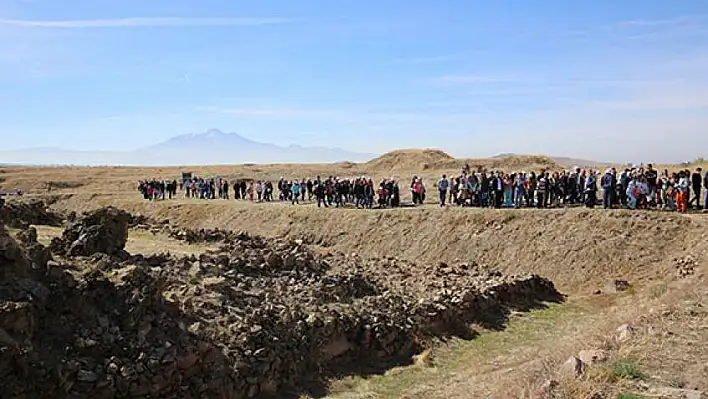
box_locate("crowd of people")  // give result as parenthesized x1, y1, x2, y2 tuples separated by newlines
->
(138, 164, 708, 212)
(138, 180, 179, 200)
(140, 176, 403, 208)
(432, 164, 707, 211)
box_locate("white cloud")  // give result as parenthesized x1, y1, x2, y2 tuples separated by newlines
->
(0, 17, 293, 28)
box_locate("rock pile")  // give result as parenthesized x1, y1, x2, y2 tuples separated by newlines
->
(169, 227, 251, 244)
(15, 226, 53, 272)
(50, 206, 131, 257)
(0, 199, 62, 228)
(1, 213, 562, 398)
(674, 255, 699, 278)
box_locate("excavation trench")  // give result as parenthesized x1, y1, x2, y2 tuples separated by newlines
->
(1, 210, 562, 398)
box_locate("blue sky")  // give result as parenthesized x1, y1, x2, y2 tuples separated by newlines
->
(1, 0, 707, 163)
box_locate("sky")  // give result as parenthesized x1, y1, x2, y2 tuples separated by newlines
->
(1, 0, 707, 163)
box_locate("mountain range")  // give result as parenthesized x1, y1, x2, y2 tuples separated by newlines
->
(0, 129, 376, 166)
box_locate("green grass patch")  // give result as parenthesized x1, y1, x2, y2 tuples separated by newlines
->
(327, 300, 599, 399)
(612, 360, 647, 380)
(617, 394, 643, 399)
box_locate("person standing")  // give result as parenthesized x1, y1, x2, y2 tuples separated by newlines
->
(585, 171, 598, 208)
(645, 164, 658, 207)
(437, 174, 449, 207)
(691, 167, 703, 210)
(537, 172, 548, 208)
(677, 171, 689, 212)
(291, 180, 301, 204)
(601, 169, 614, 209)
(704, 169, 708, 210)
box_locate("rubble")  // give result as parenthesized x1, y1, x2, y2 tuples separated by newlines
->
(15, 226, 52, 272)
(0, 199, 62, 228)
(169, 227, 252, 244)
(577, 349, 609, 366)
(675, 256, 699, 278)
(558, 356, 584, 378)
(604, 279, 631, 293)
(50, 206, 131, 257)
(1, 210, 562, 398)
(616, 323, 635, 343)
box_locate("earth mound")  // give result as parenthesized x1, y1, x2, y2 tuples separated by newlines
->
(50, 206, 131, 257)
(0, 212, 561, 398)
(366, 149, 455, 172)
(0, 199, 62, 229)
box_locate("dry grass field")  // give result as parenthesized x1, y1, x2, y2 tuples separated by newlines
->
(2, 150, 707, 398)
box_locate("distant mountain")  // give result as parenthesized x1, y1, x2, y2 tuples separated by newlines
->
(0, 129, 376, 166)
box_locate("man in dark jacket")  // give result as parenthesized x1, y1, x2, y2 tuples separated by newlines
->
(691, 167, 703, 209)
(645, 164, 658, 206)
(601, 169, 614, 209)
(704, 169, 708, 210)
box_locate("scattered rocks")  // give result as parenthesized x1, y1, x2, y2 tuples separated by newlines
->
(50, 206, 130, 257)
(604, 279, 631, 293)
(616, 324, 634, 343)
(169, 227, 251, 244)
(649, 387, 705, 399)
(532, 379, 559, 399)
(15, 227, 52, 271)
(412, 348, 434, 368)
(558, 356, 584, 378)
(675, 256, 699, 278)
(577, 349, 609, 366)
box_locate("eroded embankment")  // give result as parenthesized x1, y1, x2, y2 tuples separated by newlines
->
(49, 196, 708, 291)
(1, 207, 560, 399)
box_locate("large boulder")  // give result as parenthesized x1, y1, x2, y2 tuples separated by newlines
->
(0, 226, 30, 276)
(51, 207, 131, 257)
(15, 227, 52, 272)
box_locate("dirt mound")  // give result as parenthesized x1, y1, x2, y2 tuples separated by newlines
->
(364, 150, 562, 175)
(0, 223, 560, 398)
(440, 155, 561, 173)
(50, 206, 131, 257)
(0, 199, 62, 229)
(366, 149, 455, 172)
